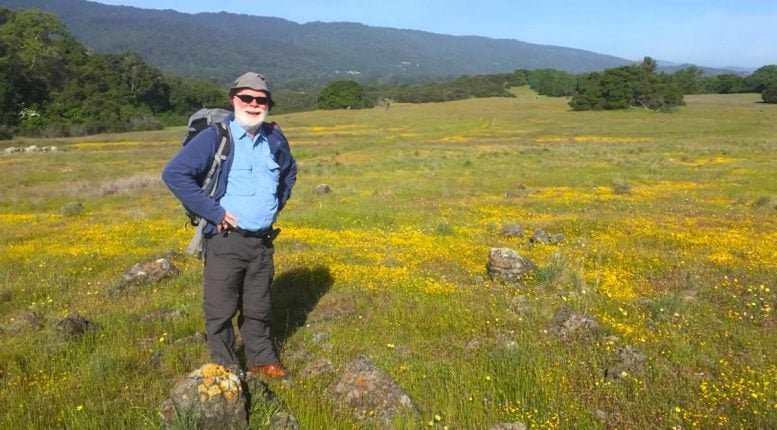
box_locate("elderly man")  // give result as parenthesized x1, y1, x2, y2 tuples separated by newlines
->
(162, 72, 297, 378)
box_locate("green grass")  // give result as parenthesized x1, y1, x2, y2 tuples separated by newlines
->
(1, 89, 776, 428)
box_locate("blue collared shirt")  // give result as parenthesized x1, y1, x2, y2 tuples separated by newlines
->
(220, 121, 280, 230)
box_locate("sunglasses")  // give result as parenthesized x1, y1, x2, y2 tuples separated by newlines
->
(234, 94, 269, 105)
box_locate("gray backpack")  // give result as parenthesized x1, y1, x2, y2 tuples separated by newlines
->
(180, 108, 233, 256)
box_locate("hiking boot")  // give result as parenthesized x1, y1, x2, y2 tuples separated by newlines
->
(248, 362, 290, 379)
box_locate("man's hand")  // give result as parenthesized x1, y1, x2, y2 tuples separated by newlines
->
(217, 211, 239, 232)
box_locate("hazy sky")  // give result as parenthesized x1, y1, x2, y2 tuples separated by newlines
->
(94, 0, 776, 69)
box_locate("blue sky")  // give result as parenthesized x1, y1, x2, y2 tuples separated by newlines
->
(95, 0, 776, 69)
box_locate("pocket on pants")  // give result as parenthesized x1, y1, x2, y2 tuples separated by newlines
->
(204, 236, 234, 281)
(206, 234, 235, 257)
(204, 264, 230, 281)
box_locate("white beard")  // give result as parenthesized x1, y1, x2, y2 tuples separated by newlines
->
(234, 109, 267, 134)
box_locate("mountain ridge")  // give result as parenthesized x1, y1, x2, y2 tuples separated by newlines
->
(0, 0, 747, 89)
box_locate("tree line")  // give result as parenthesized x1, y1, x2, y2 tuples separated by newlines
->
(2, 7, 776, 140)
(321, 61, 776, 113)
(0, 8, 225, 139)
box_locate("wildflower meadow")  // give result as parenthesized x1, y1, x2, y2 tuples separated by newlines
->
(1, 88, 775, 428)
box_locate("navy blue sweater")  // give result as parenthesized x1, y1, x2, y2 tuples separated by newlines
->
(162, 119, 297, 236)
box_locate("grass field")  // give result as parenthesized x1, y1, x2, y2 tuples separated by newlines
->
(1, 88, 776, 429)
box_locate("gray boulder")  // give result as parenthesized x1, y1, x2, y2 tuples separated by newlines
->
(487, 248, 536, 282)
(59, 202, 84, 217)
(300, 358, 334, 379)
(605, 347, 647, 380)
(551, 307, 598, 338)
(109, 257, 179, 295)
(160, 364, 246, 430)
(530, 228, 564, 245)
(330, 355, 419, 428)
(55, 314, 97, 339)
(490, 423, 528, 430)
(314, 184, 332, 195)
(501, 223, 525, 238)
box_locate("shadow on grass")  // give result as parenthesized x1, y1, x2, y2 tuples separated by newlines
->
(271, 265, 334, 347)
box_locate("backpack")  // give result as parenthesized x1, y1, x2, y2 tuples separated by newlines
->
(180, 108, 233, 257)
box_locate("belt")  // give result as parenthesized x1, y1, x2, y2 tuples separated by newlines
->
(232, 227, 272, 237)
(229, 227, 280, 241)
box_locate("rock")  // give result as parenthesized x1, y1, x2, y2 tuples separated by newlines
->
(490, 423, 528, 430)
(3, 145, 63, 154)
(109, 258, 179, 295)
(59, 201, 84, 217)
(55, 314, 97, 339)
(160, 249, 181, 260)
(300, 358, 334, 379)
(307, 294, 358, 324)
(551, 307, 598, 338)
(4, 311, 45, 333)
(465, 338, 481, 352)
(271, 411, 299, 430)
(605, 347, 646, 380)
(311, 332, 331, 345)
(501, 223, 525, 238)
(330, 355, 419, 428)
(314, 184, 332, 195)
(160, 364, 246, 430)
(244, 374, 278, 404)
(139, 308, 186, 322)
(504, 184, 528, 199)
(174, 332, 207, 345)
(292, 242, 312, 251)
(487, 248, 537, 283)
(594, 409, 608, 421)
(530, 228, 564, 245)
(507, 295, 528, 313)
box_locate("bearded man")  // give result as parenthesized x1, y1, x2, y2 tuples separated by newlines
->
(162, 72, 297, 379)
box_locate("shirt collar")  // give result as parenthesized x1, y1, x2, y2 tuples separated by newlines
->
(229, 119, 265, 143)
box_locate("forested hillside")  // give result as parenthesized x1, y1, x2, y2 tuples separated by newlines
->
(3, 5, 774, 140)
(0, 0, 635, 89)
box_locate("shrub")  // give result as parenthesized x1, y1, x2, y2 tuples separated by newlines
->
(0, 125, 14, 140)
(762, 84, 777, 104)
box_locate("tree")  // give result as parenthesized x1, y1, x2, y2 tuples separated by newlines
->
(672, 66, 706, 94)
(745, 65, 777, 93)
(709, 74, 746, 94)
(0, 8, 85, 132)
(568, 72, 606, 110)
(569, 57, 683, 112)
(763, 84, 777, 104)
(527, 69, 577, 97)
(510, 69, 530, 87)
(167, 76, 226, 115)
(317, 80, 373, 109)
(115, 52, 170, 112)
(0, 8, 83, 93)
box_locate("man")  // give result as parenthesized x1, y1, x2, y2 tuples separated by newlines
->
(162, 72, 297, 379)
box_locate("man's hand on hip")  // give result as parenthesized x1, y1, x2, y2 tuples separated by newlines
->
(218, 211, 239, 232)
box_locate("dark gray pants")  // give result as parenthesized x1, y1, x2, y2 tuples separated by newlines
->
(203, 232, 276, 368)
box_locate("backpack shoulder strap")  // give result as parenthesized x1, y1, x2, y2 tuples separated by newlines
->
(185, 123, 231, 258)
(200, 123, 232, 196)
(262, 121, 279, 134)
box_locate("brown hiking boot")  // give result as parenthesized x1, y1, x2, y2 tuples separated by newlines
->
(248, 362, 290, 379)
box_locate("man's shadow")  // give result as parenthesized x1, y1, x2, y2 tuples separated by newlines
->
(238, 266, 333, 421)
(270, 265, 334, 348)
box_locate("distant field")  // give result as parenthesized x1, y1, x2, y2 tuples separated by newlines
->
(1, 88, 775, 429)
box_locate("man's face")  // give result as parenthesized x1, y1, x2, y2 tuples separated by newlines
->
(232, 89, 269, 133)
